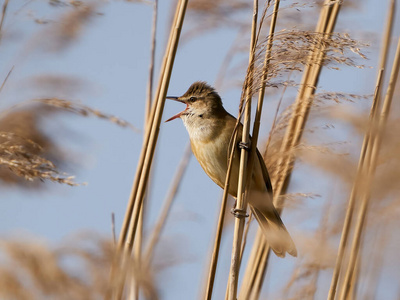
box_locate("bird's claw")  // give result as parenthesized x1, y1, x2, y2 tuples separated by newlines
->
(238, 141, 251, 151)
(230, 208, 249, 218)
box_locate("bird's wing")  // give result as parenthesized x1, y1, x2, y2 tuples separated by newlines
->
(256, 148, 273, 194)
(224, 113, 273, 195)
(225, 114, 242, 167)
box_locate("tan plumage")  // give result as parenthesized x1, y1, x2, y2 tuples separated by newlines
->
(166, 81, 297, 257)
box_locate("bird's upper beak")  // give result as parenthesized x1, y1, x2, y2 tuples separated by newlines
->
(165, 96, 188, 122)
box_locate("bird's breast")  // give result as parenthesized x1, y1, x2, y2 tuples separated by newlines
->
(188, 119, 240, 196)
(190, 138, 231, 190)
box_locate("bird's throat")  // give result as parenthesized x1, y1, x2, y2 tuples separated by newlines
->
(184, 115, 228, 144)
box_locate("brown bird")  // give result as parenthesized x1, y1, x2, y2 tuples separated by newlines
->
(166, 81, 296, 257)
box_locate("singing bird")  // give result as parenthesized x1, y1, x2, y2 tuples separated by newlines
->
(166, 81, 296, 257)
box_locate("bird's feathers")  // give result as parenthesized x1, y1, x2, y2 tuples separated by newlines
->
(250, 203, 297, 257)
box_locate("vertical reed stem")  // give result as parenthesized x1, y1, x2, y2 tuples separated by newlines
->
(228, 1, 258, 299)
(110, 1, 188, 298)
(339, 36, 400, 300)
(328, 2, 396, 297)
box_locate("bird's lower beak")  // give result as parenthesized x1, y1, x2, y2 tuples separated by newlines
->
(165, 96, 188, 122)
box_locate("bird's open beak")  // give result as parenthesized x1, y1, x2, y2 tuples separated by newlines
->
(165, 96, 188, 122)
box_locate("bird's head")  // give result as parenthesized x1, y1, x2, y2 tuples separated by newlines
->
(165, 81, 225, 123)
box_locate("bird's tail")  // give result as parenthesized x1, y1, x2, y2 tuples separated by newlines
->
(249, 203, 297, 258)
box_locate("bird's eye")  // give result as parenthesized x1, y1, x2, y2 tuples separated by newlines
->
(189, 96, 196, 102)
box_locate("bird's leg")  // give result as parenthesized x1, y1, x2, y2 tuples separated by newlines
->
(230, 142, 251, 219)
(231, 198, 237, 211)
(231, 207, 249, 218)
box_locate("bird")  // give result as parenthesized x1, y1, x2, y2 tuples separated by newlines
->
(165, 81, 297, 257)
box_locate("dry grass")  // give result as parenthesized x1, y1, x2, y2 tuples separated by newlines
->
(34, 2, 97, 53)
(0, 235, 158, 300)
(0, 99, 136, 188)
(34, 98, 138, 131)
(0, 107, 77, 186)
